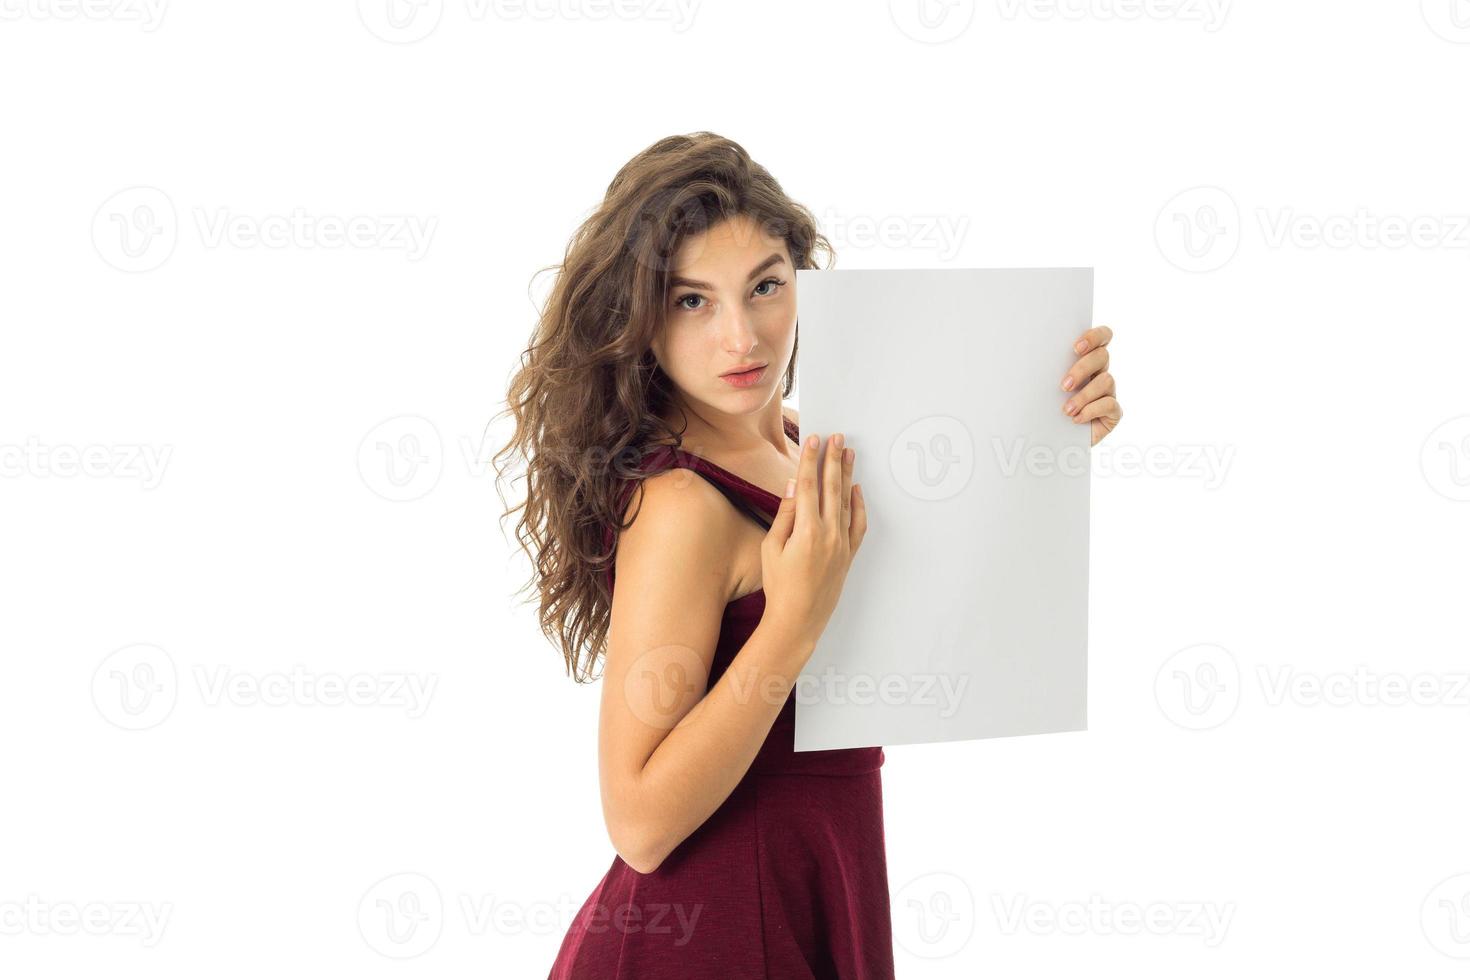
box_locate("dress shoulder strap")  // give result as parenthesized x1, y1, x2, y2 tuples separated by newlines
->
(602, 413, 801, 591)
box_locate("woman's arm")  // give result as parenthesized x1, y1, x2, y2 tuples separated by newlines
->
(596, 469, 812, 875)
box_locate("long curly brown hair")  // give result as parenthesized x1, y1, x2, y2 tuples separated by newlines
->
(492, 132, 834, 683)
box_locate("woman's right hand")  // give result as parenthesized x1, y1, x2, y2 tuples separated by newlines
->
(759, 432, 867, 658)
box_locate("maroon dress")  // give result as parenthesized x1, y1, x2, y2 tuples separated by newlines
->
(548, 415, 894, 979)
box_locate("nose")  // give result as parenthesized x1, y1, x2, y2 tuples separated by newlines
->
(717, 305, 758, 355)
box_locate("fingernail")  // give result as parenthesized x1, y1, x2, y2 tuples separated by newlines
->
(807, 434, 818, 449)
(1062, 376, 1075, 391)
(1063, 401, 1075, 416)
(1075, 340, 1088, 354)
(784, 478, 796, 498)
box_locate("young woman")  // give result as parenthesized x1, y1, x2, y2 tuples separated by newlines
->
(498, 132, 1122, 980)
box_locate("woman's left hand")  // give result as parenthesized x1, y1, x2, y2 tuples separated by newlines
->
(1061, 325, 1122, 446)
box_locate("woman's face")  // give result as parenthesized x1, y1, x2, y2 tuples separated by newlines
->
(651, 213, 796, 419)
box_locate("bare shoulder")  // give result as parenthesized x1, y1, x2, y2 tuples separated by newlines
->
(612, 468, 740, 615)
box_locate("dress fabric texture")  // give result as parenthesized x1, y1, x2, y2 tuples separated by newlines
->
(547, 415, 894, 980)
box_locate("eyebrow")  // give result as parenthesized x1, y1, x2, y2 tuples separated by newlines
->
(668, 253, 787, 291)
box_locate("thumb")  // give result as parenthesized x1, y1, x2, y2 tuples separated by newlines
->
(766, 478, 797, 547)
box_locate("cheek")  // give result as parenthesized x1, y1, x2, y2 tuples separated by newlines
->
(655, 323, 706, 373)
(760, 306, 797, 345)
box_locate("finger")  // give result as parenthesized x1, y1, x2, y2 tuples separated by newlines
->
(1062, 370, 1116, 418)
(1073, 394, 1121, 427)
(839, 442, 854, 533)
(849, 482, 867, 553)
(766, 472, 798, 548)
(822, 434, 844, 527)
(1072, 325, 1113, 355)
(1092, 414, 1120, 446)
(1061, 346, 1109, 393)
(796, 432, 820, 529)
(1085, 397, 1123, 445)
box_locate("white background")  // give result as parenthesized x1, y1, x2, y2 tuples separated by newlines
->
(2, 2, 1468, 977)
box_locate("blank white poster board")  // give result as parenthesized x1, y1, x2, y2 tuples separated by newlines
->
(792, 268, 1092, 751)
